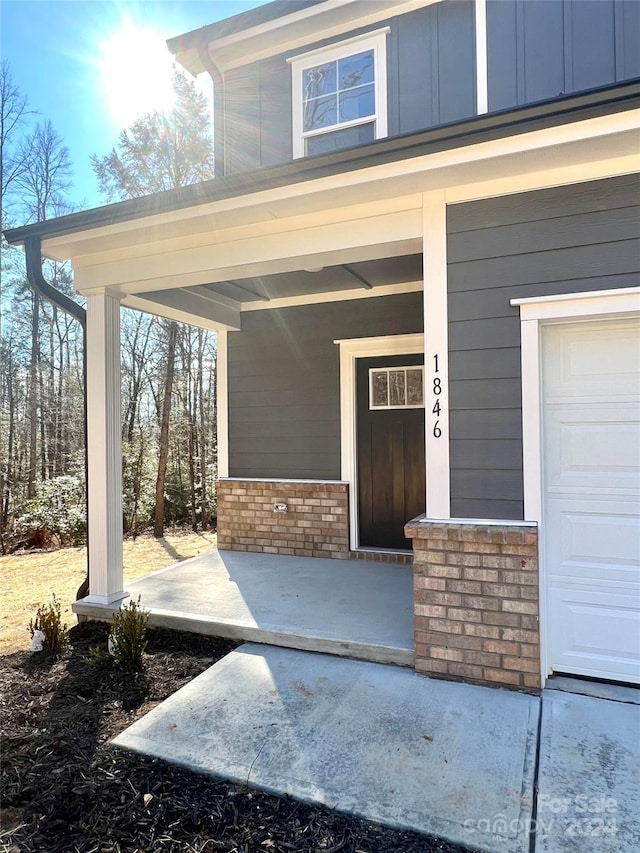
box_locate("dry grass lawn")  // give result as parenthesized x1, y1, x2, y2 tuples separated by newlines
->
(0, 530, 217, 655)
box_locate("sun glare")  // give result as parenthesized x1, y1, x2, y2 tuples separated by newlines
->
(98, 17, 176, 130)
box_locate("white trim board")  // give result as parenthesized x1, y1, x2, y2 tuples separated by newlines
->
(422, 191, 450, 518)
(335, 333, 424, 551)
(414, 517, 537, 527)
(122, 294, 239, 332)
(513, 286, 640, 682)
(474, 0, 488, 115)
(219, 477, 349, 485)
(242, 280, 422, 312)
(216, 330, 229, 479)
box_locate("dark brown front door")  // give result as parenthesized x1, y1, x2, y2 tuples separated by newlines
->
(357, 354, 425, 550)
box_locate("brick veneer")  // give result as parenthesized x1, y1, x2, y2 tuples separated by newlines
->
(405, 518, 540, 691)
(217, 479, 350, 558)
(349, 550, 413, 565)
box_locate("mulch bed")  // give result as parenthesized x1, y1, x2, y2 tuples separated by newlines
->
(1, 622, 471, 853)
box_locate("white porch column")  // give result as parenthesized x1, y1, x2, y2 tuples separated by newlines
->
(84, 290, 125, 604)
(422, 191, 451, 518)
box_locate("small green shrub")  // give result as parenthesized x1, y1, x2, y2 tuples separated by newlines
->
(109, 597, 149, 668)
(29, 594, 68, 654)
(17, 474, 86, 547)
(83, 643, 111, 667)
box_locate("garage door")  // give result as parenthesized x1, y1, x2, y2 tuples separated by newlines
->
(542, 316, 640, 684)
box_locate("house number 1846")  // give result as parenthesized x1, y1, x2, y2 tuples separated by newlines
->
(432, 353, 442, 438)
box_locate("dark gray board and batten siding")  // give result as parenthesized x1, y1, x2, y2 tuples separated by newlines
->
(223, 0, 476, 175)
(447, 173, 640, 521)
(487, 0, 640, 112)
(222, 0, 638, 177)
(227, 292, 423, 479)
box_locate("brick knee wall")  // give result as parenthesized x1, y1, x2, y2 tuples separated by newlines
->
(405, 518, 540, 691)
(217, 480, 350, 559)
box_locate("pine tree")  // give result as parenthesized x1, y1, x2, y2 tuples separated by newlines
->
(91, 69, 215, 201)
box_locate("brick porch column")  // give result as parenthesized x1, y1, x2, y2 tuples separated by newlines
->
(405, 517, 541, 691)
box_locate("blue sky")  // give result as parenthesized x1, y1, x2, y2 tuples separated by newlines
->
(1, 0, 268, 212)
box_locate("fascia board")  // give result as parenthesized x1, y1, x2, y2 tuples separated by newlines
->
(174, 0, 441, 74)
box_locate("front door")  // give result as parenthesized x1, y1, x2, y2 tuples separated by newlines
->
(357, 355, 425, 550)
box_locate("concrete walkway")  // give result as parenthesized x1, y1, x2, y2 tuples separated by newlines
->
(115, 644, 538, 852)
(536, 689, 640, 852)
(74, 550, 414, 665)
(113, 644, 640, 853)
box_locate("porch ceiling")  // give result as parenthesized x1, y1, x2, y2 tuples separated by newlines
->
(120, 253, 424, 332)
(151, 253, 423, 304)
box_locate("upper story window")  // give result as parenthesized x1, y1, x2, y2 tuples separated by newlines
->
(289, 29, 389, 159)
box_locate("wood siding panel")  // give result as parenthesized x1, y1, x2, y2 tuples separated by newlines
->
(397, 6, 433, 131)
(448, 207, 640, 262)
(522, 0, 565, 104)
(224, 65, 260, 176)
(449, 241, 640, 293)
(259, 55, 292, 168)
(450, 409, 523, 440)
(227, 292, 423, 479)
(451, 469, 524, 501)
(447, 174, 640, 520)
(396, 0, 476, 134)
(450, 498, 524, 519)
(487, 0, 638, 113)
(448, 348, 521, 380)
(615, 0, 640, 81)
(436, 0, 476, 125)
(567, 0, 616, 92)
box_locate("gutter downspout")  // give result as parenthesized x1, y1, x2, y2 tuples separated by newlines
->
(24, 237, 91, 602)
(197, 43, 225, 178)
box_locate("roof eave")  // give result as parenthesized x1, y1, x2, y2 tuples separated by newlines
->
(4, 79, 639, 249)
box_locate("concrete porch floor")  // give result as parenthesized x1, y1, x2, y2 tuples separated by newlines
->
(73, 550, 415, 666)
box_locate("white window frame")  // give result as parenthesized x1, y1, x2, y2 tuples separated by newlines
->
(289, 28, 390, 159)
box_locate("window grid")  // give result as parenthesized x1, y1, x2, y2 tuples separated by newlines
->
(369, 366, 424, 410)
(289, 28, 389, 159)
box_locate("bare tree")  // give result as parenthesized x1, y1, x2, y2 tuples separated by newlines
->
(15, 122, 73, 498)
(92, 68, 215, 537)
(154, 321, 178, 538)
(0, 60, 35, 209)
(18, 121, 72, 222)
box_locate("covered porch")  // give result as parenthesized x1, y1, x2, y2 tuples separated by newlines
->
(9, 91, 635, 689)
(73, 549, 414, 667)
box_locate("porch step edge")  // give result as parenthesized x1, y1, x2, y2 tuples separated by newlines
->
(72, 600, 414, 668)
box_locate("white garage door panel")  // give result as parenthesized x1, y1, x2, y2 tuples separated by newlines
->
(546, 321, 640, 397)
(547, 503, 640, 582)
(544, 412, 640, 492)
(550, 590, 640, 682)
(543, 316, 640, 684)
